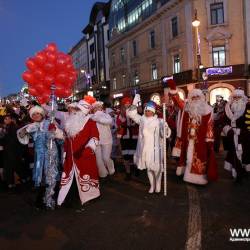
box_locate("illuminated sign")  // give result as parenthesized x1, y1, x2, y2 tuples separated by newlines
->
(113, 93, 123, 98)
(206, 66, 232, 76)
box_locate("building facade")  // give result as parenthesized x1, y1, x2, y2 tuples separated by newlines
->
(68, 37, 89, 100)
(83, 1, 111, 102)
(108, 0, 250, 105)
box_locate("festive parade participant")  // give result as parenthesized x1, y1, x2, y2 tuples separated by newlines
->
(57, 96, 100, 206)
(213, 95, 227, 152)
(17, 105, 64, 209)
(222, 88, 250, 181)
(0, 113, 25, 190)
(116, 97, 139, 180)
(127, 95, 171, 193)
(91, 101, 115, 178)
(168, 80, 218, 185)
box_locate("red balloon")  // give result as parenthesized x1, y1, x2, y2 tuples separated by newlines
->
(43, 62, 56, 74)
(65, 63, 74, 72)
(33, 69, 45, 80)
(64, 55, 73, 64)
(45, 43, 58, 53)
(44, 75, 55, 86)
(55, 72, 68, 84)
(56, 57, 67, 70)
(46, 51, 57, 63)
(26, 58, 38, 71)
(34, 51, 47, 66)
(28, 87, 39, 96)
(22, 71, 35, 84)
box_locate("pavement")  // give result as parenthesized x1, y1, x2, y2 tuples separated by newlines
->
(0, 152, 250, 250)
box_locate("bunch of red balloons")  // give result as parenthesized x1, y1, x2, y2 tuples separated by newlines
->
(22, 43, 77, 104)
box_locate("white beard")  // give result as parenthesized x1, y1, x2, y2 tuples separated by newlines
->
(186, 100, 211, 122)
(231, 99, 246, 115)
(65, 112, 87, 138)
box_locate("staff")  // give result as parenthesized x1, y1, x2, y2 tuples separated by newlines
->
(163, 102, 167, 196)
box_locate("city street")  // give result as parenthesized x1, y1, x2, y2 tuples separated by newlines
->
(0, 152, 249, 250)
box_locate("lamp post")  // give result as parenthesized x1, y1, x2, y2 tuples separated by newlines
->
(192, 9, 202, 88)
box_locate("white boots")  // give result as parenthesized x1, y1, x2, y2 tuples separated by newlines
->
(147, 170, 162, 194)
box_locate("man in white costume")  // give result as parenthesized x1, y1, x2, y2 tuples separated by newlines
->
(127, 95, 171, 193)
(91, 101, 115, 178)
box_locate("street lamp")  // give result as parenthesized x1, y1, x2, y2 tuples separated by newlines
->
(192, 9, 202, 88)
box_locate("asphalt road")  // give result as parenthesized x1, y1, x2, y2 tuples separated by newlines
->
(0, 152, 249, 250)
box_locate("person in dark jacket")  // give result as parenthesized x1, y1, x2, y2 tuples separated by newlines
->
(0, 113, 24, 189)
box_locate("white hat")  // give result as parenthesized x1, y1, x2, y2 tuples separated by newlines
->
(29, 105, 45, 118)
(68, 102, 78, 108)
(231, 89, 245, 97)
(77, 100, 91, 115)
(92, 101, 104, 108)
(188, 88, 204, 101)
(106, 108, 114, 114)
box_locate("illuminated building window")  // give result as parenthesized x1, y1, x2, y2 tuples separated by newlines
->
(173, 54, 181, 73)
(151, 63, 158, 80)
(113, 78, 117, 90)
(212, 46, 225, 66)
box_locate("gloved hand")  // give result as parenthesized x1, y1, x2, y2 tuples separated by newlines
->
(132, 94, 141, 106)
(167, 79, 176, 90)
(48, 123, 56, 132)
(26, 123, 39, 133)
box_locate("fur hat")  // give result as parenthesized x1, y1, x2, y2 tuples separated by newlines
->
(92, 101, 104, 109)
(77, 95, 96, 114)
(121, 97, 132, 106)
(144, 101, 157, 113)
(29, 105, 45, 118)
(188, 88, 204, 101)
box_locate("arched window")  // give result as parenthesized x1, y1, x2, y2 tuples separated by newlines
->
(209, 87, 232, 105)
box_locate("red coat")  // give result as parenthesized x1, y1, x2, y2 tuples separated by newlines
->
(57, 118, 100, 205)
(171, 94, 218, 184)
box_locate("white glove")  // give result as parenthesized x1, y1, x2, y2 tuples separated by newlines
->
(26, 123, 40, 133)
(132, 94, 141, 106)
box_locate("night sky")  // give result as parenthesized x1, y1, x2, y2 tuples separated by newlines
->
(0, 0, 106, 97)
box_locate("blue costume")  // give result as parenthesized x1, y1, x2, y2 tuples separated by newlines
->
(18, 119, 63, 209)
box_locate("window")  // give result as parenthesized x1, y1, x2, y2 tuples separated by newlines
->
(133, 71, 140, 85)
(111, 52, 115, 66)
(173, 55, 180, 73)
(171, 17, 178, 38)
(212, 46, 225, 66)
(113, 78, 117, 90)
(151, 64, 158, 80)
(132, 40, 137, 57)
(150, 30, 155, 49)
(122, 74, 126, 87)
(90, 59, 95, 69)
(210, 3, 224, 25)
(107, 29, 110, 41)
(120, 48, 125, 63)
(90, 43, 95, 54)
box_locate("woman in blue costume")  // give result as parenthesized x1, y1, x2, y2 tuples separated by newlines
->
(17, 105, 64, 209)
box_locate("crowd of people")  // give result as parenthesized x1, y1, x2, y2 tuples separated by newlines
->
(0, 79, 249, 210)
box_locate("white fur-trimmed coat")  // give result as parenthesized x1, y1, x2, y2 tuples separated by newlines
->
(127, 109, 171, 172)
